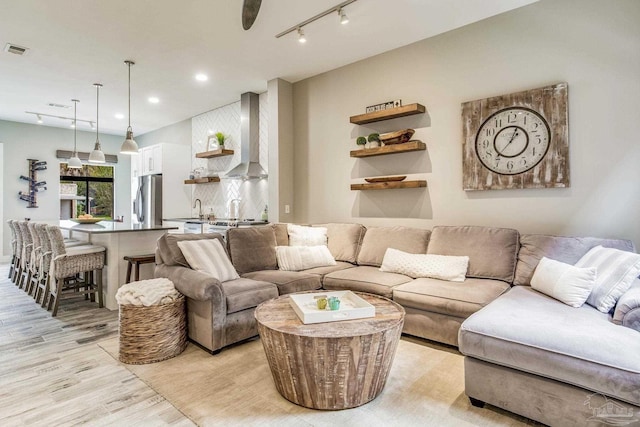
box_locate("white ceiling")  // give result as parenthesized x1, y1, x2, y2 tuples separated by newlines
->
(0, 0, 537, 136)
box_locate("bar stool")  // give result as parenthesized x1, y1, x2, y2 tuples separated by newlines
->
(124, 254, 156, 283)
(46, 225, 106, 317)
(11, 220, 23, 284)
(17, 221, 33, 290)
(7, 220, 17, 280)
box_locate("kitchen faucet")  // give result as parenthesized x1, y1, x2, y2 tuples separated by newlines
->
(193, 198, 203, 220)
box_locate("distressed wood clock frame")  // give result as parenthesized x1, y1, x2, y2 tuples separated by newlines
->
(462, 83, 569, 191)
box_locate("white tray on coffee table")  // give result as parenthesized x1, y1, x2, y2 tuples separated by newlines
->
(288, 291, 375, 324)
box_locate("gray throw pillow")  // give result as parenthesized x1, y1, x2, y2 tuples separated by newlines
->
(227, 226, 278, 275)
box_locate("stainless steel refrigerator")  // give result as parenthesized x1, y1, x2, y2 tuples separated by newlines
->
(134, 174, 162, 226)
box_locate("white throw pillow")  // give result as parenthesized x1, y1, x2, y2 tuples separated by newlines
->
(276, 245, 336, 271)
(177, 239, 240, 282)
(379, 248, 469, 282)
(575, 245, 640, 313)
(530, 257, 597, 307)
(287, 224, 328, 247)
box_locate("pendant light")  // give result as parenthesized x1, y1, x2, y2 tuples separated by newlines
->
(68, 99, 82, 168)
(88, 83, 106, 163)
(120, 60, 139, 154)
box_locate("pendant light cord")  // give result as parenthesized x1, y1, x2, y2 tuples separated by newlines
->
(73, 100, 77, 151)
(128, 62, 131, 130)
(95, 84, 100, 140)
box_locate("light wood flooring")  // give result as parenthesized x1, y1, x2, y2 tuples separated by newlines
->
(0, 264, 193, 426)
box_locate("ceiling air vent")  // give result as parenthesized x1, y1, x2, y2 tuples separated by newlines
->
(47, 103, 71, 109)
(4, 43, 29, 55)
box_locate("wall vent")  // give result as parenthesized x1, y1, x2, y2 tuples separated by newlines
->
(4, 43, 29, 55)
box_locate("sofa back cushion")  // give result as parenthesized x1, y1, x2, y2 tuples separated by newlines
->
(357, 226, 430, 267)
(156, 232, 226, 267)
(316, 223, 366, 264)
(427, 226, 519, 283)
(227, 226, 278, 275)
(272, 223, 289, 246)
(514, 234, 636, 286)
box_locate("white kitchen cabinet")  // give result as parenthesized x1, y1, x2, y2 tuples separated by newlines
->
(142, 145, 163, 175)
(130, 143, 191, 222)
(131, 149, 143, 178)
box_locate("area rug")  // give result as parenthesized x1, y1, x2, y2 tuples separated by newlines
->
(99, 336, 536, 426)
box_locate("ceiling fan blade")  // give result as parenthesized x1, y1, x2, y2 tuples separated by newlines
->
(242, 0, 262, 30)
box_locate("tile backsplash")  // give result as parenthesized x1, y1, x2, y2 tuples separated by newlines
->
(190, 93, 269, 220)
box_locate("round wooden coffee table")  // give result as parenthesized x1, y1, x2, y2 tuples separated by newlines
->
(255, 292, 405, 410)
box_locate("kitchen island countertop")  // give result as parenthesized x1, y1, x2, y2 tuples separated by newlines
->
(59, 220, 178, 234)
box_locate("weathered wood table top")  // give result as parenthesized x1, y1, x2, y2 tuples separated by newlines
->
(254, 292, 405, 338)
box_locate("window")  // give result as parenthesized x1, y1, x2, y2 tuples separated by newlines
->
(60, 164, 114, 219)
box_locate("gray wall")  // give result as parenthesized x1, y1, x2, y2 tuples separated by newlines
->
(135, 118, 191, 149)
(1, 119, 131, 256)
(292, 0, 640, 246)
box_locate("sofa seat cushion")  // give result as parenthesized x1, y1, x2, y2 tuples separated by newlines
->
(220, 278, 279, 314)
(300, 261, 355, 278)
(459, 286, 640, 405)
(393, 277, 510, 318)
(242, 270, 321, 295)
(323, 266, 412, 298)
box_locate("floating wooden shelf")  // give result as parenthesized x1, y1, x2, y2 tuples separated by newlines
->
(350, 140, 426, 158)
(350, 103, 426, 125)
(195, 149, 234, 159)
(351, 180, 427, 191)
(184, 177, 220, 184)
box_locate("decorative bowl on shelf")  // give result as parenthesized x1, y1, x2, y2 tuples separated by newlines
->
(71, 218, 103, 224)
(379, 129, 414, 145)
(364, 176, 407, 183)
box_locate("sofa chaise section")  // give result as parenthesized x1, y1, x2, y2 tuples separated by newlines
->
(459, 233, 640, 426)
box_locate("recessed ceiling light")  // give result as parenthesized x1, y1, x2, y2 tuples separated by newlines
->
(195, 73, 208, 82)
(115, 113, 125, 119)
(148, 97, 160, 104)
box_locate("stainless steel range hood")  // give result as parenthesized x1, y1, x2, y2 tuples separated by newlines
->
(225, 92, 268, 179)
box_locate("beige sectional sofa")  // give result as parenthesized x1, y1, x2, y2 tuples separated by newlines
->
(154, 222, 640, 426)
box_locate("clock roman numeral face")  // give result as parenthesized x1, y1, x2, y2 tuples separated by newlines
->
(475, 107, 551, 175)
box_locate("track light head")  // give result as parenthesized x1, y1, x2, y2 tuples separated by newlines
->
(297, 27, 306, 43)
(36, 114, 43, 124)
(339, 8, 349, 24)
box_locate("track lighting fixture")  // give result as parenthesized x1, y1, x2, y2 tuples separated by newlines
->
(36, 114, 43, 124)
(339, 8, 349, 24)
(275, 0, 356, 41)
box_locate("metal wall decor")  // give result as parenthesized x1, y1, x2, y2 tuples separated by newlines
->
(18, 159, 47, 208)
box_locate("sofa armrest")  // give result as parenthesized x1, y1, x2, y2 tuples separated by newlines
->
(155, 264, 224, 303)
(613, 283, 640, 332)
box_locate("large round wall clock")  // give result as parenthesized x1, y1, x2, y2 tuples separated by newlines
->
(462, 83, 569, 191)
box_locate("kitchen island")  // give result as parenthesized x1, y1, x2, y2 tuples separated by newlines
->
(59, 220, 178, 310)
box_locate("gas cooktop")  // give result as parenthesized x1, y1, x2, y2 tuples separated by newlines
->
(209, 219, 268, 227)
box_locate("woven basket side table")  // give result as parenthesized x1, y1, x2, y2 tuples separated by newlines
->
(119, 294, 187, 364)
